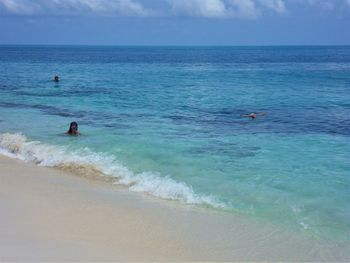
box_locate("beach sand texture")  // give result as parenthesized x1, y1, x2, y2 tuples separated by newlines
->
(1, 154, 349, 261)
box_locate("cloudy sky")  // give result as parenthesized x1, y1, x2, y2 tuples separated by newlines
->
(0, 0, 349, 45)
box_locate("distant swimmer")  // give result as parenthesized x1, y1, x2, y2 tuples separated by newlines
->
(67, 122, 80, 135)
(53, 75, 60, 82)
(241, 112, 266, 119)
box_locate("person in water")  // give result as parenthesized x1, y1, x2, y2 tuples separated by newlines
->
(67, 121, 80, 135)
(241, 112, 266, 119)
(53, 75, 60, 82)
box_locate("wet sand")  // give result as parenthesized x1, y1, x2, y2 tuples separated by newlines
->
(0, 154, 349, 261)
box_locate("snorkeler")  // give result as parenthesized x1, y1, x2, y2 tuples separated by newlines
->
(53, 75, 60, 82)
(67, 121, 80, 135)
(241, 112, 266, 119)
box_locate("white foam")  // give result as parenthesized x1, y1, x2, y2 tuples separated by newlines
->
(0, 133, 226, 209)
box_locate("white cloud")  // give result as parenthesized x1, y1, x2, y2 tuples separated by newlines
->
(168, 0, 350, 19)
(293, 0, 350, 14)
(257, 0, 286, 13)
(230, 0, 260, 19)
(168, 0, 289, 19)
(1, 0, 348, 19)
(0, 0, 40, 14)
(305, 0, 335, 11)
(0, 0, 151, 16)
(170, 0, 230, 18)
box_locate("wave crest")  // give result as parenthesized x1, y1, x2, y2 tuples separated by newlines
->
(0, 133, 226, 209)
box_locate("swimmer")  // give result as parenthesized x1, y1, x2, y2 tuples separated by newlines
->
(53, 75, 60, 82)
(67, 121, 80, 135)
(241, 112, 266, 119)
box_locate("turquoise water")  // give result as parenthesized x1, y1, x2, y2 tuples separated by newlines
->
(0, 46, 349, 240)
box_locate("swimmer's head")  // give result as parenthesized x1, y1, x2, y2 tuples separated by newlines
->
(68, 121, 79, 135)
(250, 113, 257, 119)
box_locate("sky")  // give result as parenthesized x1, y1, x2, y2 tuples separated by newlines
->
(0, 0, 349, 45)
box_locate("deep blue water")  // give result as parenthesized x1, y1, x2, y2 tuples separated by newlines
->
(0, 45, 350, 240)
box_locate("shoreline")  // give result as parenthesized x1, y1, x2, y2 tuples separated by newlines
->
(1, 154, 349, 261)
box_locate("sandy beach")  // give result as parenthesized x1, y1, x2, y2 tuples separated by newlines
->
(0, 154, 349, 261)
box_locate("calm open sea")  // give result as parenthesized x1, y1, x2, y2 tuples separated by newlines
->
(0, 45, 349, 241)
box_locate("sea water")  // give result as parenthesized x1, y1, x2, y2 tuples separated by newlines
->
(0, 45, 349, 241)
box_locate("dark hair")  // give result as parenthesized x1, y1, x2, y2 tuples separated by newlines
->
(68, 121, 78, 134)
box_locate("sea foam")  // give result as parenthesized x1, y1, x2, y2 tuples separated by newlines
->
(0, 133, 226, 209)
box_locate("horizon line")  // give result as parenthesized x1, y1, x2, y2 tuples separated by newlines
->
(1, 44, 350, 47)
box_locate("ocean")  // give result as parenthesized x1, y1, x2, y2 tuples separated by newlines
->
(0, 45, 349, 241)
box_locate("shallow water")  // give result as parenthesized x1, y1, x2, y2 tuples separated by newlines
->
(0, 45, 349, 241)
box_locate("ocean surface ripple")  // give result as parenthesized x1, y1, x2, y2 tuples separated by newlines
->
(0, 45, 349, 241)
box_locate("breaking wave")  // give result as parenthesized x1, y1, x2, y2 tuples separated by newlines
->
(0, 132, 226, 209)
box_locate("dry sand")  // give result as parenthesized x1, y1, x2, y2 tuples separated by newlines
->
(1, 154, 349, 261)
